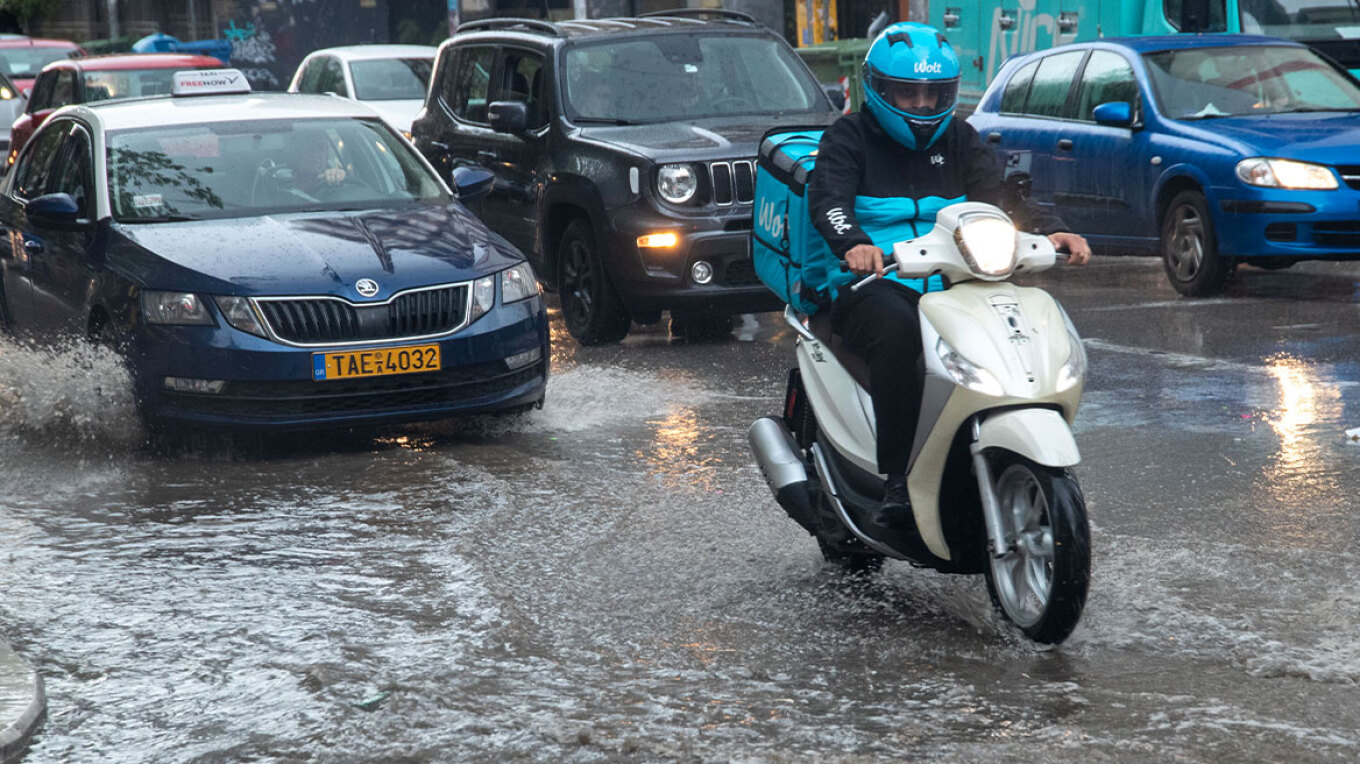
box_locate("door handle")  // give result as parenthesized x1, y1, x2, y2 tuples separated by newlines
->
(987, 132, 1001, 145)
(1057, 139, 1074, 152)
(476, 149, 498, 160)
(429, 140, 449, 150)
(22, 238, 42, 254)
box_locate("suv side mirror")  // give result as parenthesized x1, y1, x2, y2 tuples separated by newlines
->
(452, 165, 495, 200)
(25, 192, 82, 228)
(1091, 101, 1135, 128)
(488, 101, 528, 134)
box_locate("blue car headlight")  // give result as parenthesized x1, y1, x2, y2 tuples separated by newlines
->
(213, 296, 267, 338)
(1235, 158, 1338, 190)
(500, 263, 539, 304)
(142, 291, 214, 326)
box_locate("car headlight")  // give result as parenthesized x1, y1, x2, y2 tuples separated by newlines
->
(470, 275, 495, 320)
(954, 212, 1018, 278)
(1235, 158, 1338, 190)
(936, 337, 1004, 397)
(142, 291, 214, 326)
(212, 296, 267, 338)
(500, 263, 539, 304)
(656, 164, 698, 204)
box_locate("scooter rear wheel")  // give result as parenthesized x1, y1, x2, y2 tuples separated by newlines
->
(982, 456, 1090, 645)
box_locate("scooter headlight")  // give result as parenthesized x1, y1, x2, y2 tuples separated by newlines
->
(1055, 322, 1086, 393)
(936, 337, 1004, 397)
(954, 212, 1018, 279)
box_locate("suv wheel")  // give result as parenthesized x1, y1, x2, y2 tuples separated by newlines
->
(558, 219, 630, 345)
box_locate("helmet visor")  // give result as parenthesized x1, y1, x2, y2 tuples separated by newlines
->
(866, 67, 959, 118)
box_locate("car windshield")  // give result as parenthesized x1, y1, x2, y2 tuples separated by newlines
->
(0, 46, 78, 77)
(349, 57, 432, 100)
(1144, 44, 1360, 119)
(84, 67, 213, 101)
(107, 117, 449, 223)
(562, 33, 823, 123)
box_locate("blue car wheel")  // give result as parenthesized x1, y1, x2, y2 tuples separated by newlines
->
(1161, 190, 1235, 297)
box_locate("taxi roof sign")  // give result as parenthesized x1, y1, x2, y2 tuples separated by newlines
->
(172, 69, 252, 97)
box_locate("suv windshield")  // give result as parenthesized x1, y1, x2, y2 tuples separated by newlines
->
(563, 33, 823, 122)
(1144, 44, 1360, 119)
(107, 117, 449, 222)
(350, 57, 432, 100)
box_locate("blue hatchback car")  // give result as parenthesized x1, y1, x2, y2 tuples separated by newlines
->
(968, 34, 1360, 296)
(0, 71, 549, 430)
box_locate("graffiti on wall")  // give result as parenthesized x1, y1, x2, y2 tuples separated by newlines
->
(221, 0, 388, 91)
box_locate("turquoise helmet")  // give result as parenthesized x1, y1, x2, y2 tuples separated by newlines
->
(862, 22, 961, 150)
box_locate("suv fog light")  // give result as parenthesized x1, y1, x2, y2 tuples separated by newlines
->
(691, 260, 714, 285)
(505, 347, 542, 370)
(162, 377, 227, 394)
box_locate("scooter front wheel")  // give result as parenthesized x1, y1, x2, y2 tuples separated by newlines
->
(983, 456, 1090, 645)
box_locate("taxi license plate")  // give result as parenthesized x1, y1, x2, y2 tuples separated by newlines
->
(313, 344, 441, 381)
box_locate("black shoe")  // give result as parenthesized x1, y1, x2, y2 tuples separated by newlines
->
(871, 475, 910, 529)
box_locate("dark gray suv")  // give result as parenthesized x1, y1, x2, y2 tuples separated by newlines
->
(412, 9, 837, 344)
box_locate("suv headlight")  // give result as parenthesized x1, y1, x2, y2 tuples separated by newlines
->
(142, 291, 214, 326)
(656, 164, 698, 204)
(501, 263, 539, 304)
(1235, 158, 1338, 190)
(954, 212, 1018, 278)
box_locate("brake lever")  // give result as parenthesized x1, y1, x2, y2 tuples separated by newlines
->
(848, 261, 899, 292)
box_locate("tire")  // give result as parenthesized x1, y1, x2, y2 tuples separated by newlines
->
(1160, 190, 1234, 297)
(557, 219, 630, 345)
(982, 454, 1090, 645)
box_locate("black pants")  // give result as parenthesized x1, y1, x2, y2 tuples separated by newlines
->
(830, 279, 924, 477)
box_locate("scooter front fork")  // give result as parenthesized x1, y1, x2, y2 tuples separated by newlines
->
(969, 417, 1012, 559)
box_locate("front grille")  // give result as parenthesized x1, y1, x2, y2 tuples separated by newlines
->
(1335, 165, 1360, 190)
(257, 285, 469, 345)
(709, 160, 755, 206)
(1313, 221, 1360, 247)
(160, 361, 545, 419)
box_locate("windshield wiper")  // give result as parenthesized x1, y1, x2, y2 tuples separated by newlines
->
(122, 213, 202, 223)
(572, 117, 643, 126)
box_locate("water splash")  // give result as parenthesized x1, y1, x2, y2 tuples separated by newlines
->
(0, 338, 142, 447)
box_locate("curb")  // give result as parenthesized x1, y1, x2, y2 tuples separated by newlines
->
(0, 639, 44, 764)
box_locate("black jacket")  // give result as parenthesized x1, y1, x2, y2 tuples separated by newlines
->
(807, 110, 1069, 257)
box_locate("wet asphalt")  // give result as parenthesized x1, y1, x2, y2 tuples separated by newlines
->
(1, 255, 1359, 762)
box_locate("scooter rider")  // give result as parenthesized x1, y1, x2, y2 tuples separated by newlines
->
(806, 22, 1092, 528)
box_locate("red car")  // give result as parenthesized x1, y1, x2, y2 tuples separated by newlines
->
(0, 37, 84, 94)
(7, 52, 223, 167)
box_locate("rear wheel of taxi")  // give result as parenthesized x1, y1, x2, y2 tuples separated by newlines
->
(1160, 190, 1234, 297)
(558, 219, 630, 345)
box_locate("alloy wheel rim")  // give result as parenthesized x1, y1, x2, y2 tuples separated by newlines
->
(563, 239, 595, 326)
(1167, 204, 1205, 281)
(990, 464, 1054, 628)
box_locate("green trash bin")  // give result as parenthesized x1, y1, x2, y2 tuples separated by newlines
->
(796, 38, 870, 113)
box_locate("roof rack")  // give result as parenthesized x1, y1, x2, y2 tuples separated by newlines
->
(637, 8, 757, 25)
(458, 17, 562, 36)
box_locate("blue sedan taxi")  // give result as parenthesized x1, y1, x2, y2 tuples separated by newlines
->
(968, 35, 1360, 296)
(0, 70, 549, 429)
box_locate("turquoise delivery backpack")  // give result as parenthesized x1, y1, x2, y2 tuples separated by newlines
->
(752, 127, 840, 315)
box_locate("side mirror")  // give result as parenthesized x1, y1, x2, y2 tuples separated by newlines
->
(822, 83, 846, 112)
(488, 100, 528, 134)
(25, 192, 81, 227)
(452, 165, 495, 200)
(1091, 101, 1135, 128)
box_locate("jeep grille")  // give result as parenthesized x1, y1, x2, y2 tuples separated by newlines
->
(710, 160, 755, 206)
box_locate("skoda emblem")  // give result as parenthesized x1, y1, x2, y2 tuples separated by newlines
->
(355, 278, 380, 298)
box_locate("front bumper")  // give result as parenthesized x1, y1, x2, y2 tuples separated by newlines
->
(603, 204, 783, 317)
(128, 297, 550, 430)
(1215, 185, 1360, 260)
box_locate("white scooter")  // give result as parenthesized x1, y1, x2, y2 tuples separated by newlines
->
(748, 202, 1090, 644)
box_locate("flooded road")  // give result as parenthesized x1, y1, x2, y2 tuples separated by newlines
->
(3, 257, 1360, 762)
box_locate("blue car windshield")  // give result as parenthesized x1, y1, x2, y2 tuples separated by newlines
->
(562, 33, 825, 123)
(1145, 44, 1360, 119)
(106, 117, 449, 222)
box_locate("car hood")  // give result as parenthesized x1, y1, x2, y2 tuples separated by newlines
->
(574, 112, 837, 161)
(360, 99, 423, 134)
(1172, 112, 1360, 164)
(108, 203, 523, 298)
